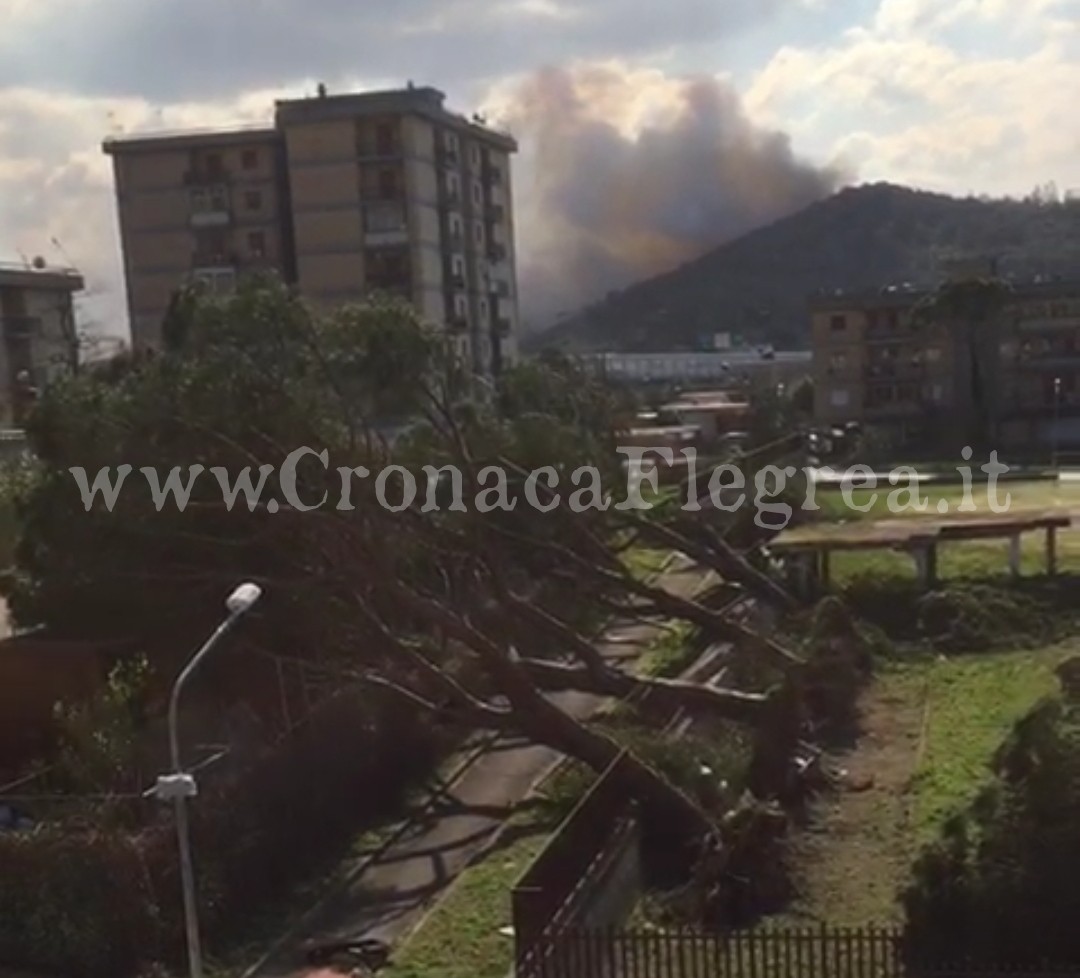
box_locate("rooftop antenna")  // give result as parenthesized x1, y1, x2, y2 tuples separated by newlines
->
(317, 82, 327, 98)
(50, 236, 77, 271)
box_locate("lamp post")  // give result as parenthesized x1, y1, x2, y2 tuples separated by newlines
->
(155, 583, 262, 978)
(1053, 376, 1062, 470)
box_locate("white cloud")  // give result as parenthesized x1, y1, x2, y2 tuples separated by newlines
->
(746, 0, 1080, 197)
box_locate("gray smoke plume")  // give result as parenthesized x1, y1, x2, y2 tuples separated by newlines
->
(497, 65, 849, 329)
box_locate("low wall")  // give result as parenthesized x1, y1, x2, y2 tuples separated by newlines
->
(513, 752, 640, 964)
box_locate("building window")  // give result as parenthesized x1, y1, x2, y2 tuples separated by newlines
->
(376, 123, 397, 155)
(446, 172, 461, 201)
(244, 189, 262, 210)
(478, 298, 489, 323)
(204, 152, 224, 177)
(364, 201, 407, 232)
(473, 222, 484, 246)
(830, 314, 846, 331)
(470, 144, 481, 169)
(448, 213, 464, 240)
(454, 293, 469, 318)
(472, 182, 482, 206)
(378, 168, 400, 199)
(366, 247, 411, 292)
(829, 352, 848, 370)
(247, 231, 266, 257)
(829, 389, 850, 408)
(241, 149, 258, 170)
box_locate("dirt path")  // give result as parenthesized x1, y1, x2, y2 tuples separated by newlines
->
(778, 673, 928, 927)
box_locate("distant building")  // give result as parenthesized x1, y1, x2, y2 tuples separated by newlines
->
(103, 85, 519, 376)
(0, 260, 84, 425)
(582, 349, 811, 388)
(811, 278, 1080, 450)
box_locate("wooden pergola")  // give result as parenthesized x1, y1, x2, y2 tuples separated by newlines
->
(769, 512, 1072, 597)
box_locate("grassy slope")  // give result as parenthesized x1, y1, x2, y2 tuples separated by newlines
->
(776, 643, 1070, 928)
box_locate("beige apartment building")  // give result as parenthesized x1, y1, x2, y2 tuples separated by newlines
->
(103, 86, 519, 375)
(0, 261, 84, 425)
(812, 277, 1080, 451)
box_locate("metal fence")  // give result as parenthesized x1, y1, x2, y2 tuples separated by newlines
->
(518, 926, 1079, 978)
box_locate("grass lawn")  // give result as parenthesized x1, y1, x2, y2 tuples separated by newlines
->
(812, 478, 1077, 524)
(382, 801, 561, 978)
(901, 644, 1068, 843)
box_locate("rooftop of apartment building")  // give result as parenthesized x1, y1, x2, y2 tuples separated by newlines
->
(809, 273, 1080, 311)
(102, 83, 516, 154)
(0, 260, 84, 293)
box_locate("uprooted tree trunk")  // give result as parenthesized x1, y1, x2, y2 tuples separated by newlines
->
(355, 567, 718, 841)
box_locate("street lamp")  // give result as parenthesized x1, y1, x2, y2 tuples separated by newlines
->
(154, 582, 263, 978)
(1053, 376, 1062, 470)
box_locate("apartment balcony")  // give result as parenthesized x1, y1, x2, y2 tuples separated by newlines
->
(190, 208, 232, 229)
(490, 280, 511, 299)
(482, 165, 503, 187)
(2, 315, 40, 341)
(366, 279, 413, 300)
(1015, 352, 1080, 370)
(356, 141, 403, 162)
(191, 251, 239, 270)
(492, 317, 512, 338)
(449, 272, 466, 289)
(440, 146, 461, 168)
(448, 315, 469, 333)
(487, 203, 506, 223)
(487, 243, 508, 262)
(184, 169, 230, 186)
(362, 201, 409, 246)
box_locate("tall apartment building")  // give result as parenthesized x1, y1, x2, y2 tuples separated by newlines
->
(0, 261, 84, 425)
(812, 277, 1080, 450)
(103, 86, 519, 375)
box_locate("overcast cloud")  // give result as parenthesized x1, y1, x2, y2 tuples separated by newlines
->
(1, 0, 1078, 344)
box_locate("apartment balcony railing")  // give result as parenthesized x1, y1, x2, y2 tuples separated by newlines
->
(449, 272, 466, 289)
(448, 315, 470, 333)
(490, 280, 511, 298)
(487, 243, 508, 262)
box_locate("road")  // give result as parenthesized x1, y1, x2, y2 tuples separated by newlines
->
(248, 556, 707, 978)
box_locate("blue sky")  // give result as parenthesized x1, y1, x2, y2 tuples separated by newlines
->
(0, 0, 1077, 338)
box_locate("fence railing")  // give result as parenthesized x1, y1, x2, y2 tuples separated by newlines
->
(517, 926, 1079, 978)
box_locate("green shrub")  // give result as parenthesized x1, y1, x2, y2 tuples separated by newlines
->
(902, 694, 1080, 967)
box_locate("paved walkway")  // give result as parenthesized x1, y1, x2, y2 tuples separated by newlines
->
(250, 557, 707, 978)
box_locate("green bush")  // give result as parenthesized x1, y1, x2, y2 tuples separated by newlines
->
(844, 578, 1067, 652)
(902, 693, 1080, 967)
